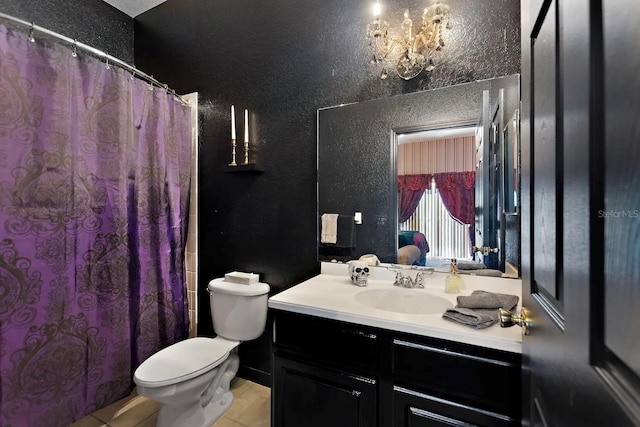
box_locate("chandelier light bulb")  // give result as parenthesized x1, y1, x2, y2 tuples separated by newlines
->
(373, 1, 382, 17)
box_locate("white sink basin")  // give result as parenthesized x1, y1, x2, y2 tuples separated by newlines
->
(354, 288, 453, 314)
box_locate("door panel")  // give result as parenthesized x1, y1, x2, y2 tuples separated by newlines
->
(603, 0, 640, 381)
(600, 0, 640, 417)
(531, 0, 559, 302)
(521, 0, 640, 425)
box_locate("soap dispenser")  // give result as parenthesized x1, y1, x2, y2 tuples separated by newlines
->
(445, 258, 465, 293)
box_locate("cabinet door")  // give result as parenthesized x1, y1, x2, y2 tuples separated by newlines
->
(393, 386, 518, 427)
(273, 355, 376, 427)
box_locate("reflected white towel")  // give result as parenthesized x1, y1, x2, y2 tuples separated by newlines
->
(321, 213, 339, 244)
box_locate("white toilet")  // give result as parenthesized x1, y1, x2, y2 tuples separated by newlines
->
(133, 278, 270, 427)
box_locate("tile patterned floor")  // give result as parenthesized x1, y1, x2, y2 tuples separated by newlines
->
(69, 378, 270, 427)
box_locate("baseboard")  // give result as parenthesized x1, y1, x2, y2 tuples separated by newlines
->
(238, 365, 271, 388)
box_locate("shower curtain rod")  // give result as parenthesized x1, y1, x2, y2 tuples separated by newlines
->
(0, 11, 187, 104)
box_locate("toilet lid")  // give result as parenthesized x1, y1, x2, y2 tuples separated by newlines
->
(134, 337, 239, 387)
(208, 278, 270, 296)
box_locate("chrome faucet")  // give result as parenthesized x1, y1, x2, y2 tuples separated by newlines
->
(393, 270, 424, 288)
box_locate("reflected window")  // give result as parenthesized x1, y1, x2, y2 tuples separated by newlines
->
(400, 179, 471, 260)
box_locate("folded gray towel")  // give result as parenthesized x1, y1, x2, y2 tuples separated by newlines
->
(457, 269, 503, 277)
(456, 290, 519, 310)
(456, 260, 486, 270)
(442, 307, 497, 329)
(442, 290, 519, 329)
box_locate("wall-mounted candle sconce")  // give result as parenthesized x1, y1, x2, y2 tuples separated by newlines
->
(229, 105, 252, 166)
(227, 105, 262, 173)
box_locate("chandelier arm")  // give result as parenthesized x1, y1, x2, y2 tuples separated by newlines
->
(375, 36, 406, 57)
(415, 21, 441, 51)
(413, 33, 431, 53)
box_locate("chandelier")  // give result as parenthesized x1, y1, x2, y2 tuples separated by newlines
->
(366, 1, 451, 80)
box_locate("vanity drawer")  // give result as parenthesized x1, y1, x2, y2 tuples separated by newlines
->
(392, 336, 521, 418)
(272, 310, 378, 373)
(393, 386, 519, 427)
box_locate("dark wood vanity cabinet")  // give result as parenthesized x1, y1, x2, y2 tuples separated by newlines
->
(272, 310, 379, 427)
(273, 356, 377, 427)
(272, 310, 522, 427)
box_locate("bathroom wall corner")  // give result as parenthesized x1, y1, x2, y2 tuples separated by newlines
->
(184, 92, 199, 338)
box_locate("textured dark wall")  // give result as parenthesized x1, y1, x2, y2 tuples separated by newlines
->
(134, 0, 520, 381)
(1, 0, 133, 64)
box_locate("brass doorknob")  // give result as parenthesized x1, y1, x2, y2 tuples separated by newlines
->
(499, 307, 531, 335)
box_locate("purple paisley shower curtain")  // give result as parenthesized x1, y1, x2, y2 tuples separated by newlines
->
(0, 24, 191, 426)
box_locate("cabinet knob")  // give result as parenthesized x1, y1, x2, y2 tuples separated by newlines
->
(499, 307, 531, 335)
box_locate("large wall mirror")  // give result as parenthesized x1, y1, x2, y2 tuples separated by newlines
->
(317, 74, 520, 277)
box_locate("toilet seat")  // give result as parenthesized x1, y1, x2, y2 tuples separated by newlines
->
(134, 337, 239, 387)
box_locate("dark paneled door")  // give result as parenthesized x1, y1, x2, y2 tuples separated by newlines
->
(475, 91, 489, 266)
(489, 89, 505, 272)
(520, 0, 640, 425)
(476, 79, 519, 272)
(476, 89, 505, 271)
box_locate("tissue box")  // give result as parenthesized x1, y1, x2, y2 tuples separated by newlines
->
(224, 271, 259, 285)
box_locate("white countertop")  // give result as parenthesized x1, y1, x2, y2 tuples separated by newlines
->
(268, 262, 523, 354)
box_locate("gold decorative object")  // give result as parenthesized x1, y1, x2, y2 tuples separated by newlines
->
(366, 1, 451, 80)
(229, 138, 237, 166)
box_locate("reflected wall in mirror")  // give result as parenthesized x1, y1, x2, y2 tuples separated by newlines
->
(317, 74, 520, 277)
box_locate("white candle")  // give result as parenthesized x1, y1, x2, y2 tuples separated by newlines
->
(231, 105, 236, 140)
(244, 109, 249, 143)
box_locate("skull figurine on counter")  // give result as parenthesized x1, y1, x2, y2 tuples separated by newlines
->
(348, 261, 370, 286)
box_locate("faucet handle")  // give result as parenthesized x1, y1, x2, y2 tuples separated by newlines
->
(393, 270, 403, 286)
(414, 272, 424, 288)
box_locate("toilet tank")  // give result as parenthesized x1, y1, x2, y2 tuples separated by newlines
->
(207, 279, 270, 341)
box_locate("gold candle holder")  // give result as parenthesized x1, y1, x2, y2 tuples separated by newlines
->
(243, 141, 249, 165)
(229, 138, 237, 166)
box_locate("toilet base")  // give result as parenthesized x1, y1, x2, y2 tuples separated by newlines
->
(156, 390, 233, 427)
(202, 390, 233, 425)
(151, 350, 240, 427)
